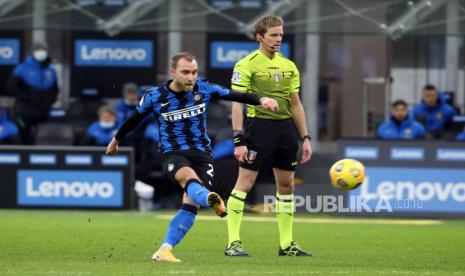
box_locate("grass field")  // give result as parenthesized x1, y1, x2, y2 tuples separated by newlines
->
(1, 210, 465, 275)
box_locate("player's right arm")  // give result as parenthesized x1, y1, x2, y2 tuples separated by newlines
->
(106, 92, 153, 155)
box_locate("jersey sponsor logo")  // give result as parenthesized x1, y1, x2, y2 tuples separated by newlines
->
(160, 102, 170, 107)
(210, 41, 291, 68)
(161, 103, 206, 122)
(75, 39, 153, 67)
(0, 39, 20, 65)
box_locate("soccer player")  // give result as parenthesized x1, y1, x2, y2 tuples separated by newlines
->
(106, 52, 278, 263)
(225, 15, 312, 257)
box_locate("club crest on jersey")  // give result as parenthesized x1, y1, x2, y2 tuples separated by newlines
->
(231, 71, 241, 83)
(161, 103, 206, 122)
(273, 73, 280, 83)
(193, 92, 203, 102)
(168, 163, 174, 172)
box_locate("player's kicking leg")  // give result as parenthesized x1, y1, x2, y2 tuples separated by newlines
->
(153, 157, 227, 262)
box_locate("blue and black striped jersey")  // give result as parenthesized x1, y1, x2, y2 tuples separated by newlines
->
(137, 79, 230, 154)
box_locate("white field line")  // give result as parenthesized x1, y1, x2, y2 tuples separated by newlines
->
(155, 215, 443, 226)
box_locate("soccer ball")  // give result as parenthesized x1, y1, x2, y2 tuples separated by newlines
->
(329, 159, 365, 190)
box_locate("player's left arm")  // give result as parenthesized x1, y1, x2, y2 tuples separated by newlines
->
(211, 84, 278, 111)
(290, 92, 312, 164)
(221, 90, 278, 111)
(107, 91, 153, 155)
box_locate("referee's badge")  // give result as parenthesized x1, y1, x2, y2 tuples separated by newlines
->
(273, 73, 280, 83)
(231, 71, 241, 83)
(247, 150, 257, 164)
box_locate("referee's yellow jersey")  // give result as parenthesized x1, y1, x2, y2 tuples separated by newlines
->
(231, 49, 300, 120)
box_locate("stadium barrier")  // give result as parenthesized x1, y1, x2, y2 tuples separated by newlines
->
(339, 139, 465, 216)
(0, 146, 134, 209)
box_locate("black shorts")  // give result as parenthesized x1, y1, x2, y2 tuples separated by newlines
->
(240, 118, 299, 171)
(161, 149, 214, 188)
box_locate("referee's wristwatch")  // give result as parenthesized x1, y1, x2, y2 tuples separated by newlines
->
(301, 134, 311, 141)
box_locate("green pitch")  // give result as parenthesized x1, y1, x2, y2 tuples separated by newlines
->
(1, 210, 464, 275)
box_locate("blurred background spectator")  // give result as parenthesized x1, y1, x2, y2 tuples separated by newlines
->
(6, 42, 58, 145)
(456, 127, 465, 141)
(0, 108, 19, 145)
(114, 82, 152, 162)
(411, 84, 456, 139)
(86, 105, 119, 146)
(115, 82, 140, 123)
(377, 99, 426, 140)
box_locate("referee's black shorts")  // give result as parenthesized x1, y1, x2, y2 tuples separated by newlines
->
(240, 118, 300, 172)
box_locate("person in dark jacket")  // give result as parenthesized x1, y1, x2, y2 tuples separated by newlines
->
(0, 108, 20, 145)
(114, 82, 151, 161)
(7, 42, 58, 145)
(378, 99, 426, 139)
(411, 84, 456, 138)
(86, 105, 119, 146)
(115, 82, 140, 123)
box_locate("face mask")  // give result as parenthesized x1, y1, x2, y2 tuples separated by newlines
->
(33, 50, 48, 62)
(124, 99, 137, 106)
(100, 121, 115, 129)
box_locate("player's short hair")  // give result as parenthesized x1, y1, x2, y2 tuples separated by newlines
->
(98, 105, 115, 117)
(392, 99, 407, 108)
(253, 15, 284, 40)
(423, 84, 437, 92)
(171, 52, 197, 69)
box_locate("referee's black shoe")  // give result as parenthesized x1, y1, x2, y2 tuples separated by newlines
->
(225, 240, 250, 257)
(278, 242, 312, 256)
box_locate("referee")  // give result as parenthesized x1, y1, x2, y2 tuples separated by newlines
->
(225, 15, 312, 257)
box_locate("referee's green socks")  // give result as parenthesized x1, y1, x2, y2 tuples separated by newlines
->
(276, 193, 294, 249)
(227, 188, 247, 246)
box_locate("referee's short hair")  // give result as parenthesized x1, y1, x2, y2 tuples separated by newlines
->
(253, 15, 284, 40)
(171, 52, 197, 69)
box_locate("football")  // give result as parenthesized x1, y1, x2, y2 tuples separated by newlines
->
(329, 159, 366, 190)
